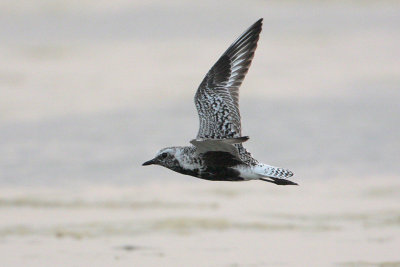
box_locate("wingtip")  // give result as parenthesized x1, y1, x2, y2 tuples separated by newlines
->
(243, 19, 263, 34)
(249, 18, 263, 37)
(254, 18, 263, 27)
(241, 136, 250, 142)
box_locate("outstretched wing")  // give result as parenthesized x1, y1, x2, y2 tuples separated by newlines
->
(195, 19, 263, 139)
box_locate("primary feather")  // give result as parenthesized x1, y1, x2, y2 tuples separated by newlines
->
(195, 19, 263, 139)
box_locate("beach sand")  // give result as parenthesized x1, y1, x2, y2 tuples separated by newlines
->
(1, 177, 399, 267)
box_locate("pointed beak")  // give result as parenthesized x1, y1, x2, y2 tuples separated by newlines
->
(142, 158, 156, 166)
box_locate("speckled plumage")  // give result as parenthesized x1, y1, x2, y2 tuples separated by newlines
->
(143, 19, 297, 185)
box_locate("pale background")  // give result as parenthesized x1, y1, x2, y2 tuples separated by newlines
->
(1, 0, 399, 266)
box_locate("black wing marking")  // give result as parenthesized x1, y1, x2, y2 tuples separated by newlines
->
(195, 19, 263, 139)
(202, 151, 243, 168)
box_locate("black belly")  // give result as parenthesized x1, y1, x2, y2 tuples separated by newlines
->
(198, 151, 245, 181)
(200, 166, 244, 181)
(198, 174, 245, 182)
(169, 155, 245, 182)
(173, 166, 243, 182)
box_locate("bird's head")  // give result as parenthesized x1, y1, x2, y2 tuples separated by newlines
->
(142, 147, 180, 170)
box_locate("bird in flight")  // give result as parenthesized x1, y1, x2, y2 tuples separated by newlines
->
(143, 19, 297, 185)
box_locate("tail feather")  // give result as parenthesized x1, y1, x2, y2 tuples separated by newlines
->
(254, 164, 297, 186)
(260, 177, 298, 186)
(264, 167, 293, 179)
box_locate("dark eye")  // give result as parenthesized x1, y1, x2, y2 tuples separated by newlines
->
(161, 153, 168, 159)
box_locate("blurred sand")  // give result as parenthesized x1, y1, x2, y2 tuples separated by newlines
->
(1, 177, 400, 267)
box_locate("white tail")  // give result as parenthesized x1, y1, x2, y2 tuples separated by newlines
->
(253, 163, 294, 179)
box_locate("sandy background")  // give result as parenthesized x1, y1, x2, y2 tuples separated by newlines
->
(2, 178, 400, 266)
(1, 0, 400, 266)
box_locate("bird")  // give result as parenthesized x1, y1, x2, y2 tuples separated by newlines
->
(142, 18, 297, 185)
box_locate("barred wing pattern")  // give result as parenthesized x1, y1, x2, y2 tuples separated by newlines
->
(195, 19, 263, 140)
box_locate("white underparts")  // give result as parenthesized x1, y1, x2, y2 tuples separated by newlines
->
(235, 163, 294, 180)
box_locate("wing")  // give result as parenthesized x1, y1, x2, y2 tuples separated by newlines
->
(195, 19, 263, 139)
(190, 137, 249, 166)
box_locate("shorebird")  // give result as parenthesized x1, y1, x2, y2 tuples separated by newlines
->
(143, 19, 297, 185)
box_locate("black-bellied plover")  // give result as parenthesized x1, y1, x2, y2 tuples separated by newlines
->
(143, 19, 297, 185)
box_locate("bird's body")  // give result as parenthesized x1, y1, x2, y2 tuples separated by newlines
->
(143, 19, 297, 185)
